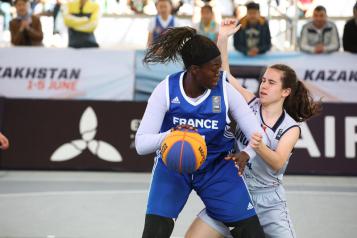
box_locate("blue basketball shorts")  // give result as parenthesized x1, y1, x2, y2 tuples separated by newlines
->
(146, 155, 256, 223)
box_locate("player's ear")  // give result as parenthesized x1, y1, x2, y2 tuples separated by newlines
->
(190, 65, 200, 76)
(282, 88, 291, 98)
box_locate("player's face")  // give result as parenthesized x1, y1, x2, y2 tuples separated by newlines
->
(156, 1, 172, 19)
(259, 68, 289, 104)
(196, 56, 222, 89)
(313, 10, 327, 29)
(15, 0, 29, 17)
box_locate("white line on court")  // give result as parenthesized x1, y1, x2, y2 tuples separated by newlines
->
(0, 190, 148, 197)
(0, 189, 356, 198)
(287, 190, 357, 196)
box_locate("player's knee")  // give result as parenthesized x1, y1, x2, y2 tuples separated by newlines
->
(142, 214, 175, 238)
(225, 215, 265, 238)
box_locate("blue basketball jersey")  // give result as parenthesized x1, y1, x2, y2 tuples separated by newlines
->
(153, 15, 175, 42)
(159, 71, 234, 171)
(147, 71, 256, 223)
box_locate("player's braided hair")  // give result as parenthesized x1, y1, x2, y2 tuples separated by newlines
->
(143, 27, 220, 69)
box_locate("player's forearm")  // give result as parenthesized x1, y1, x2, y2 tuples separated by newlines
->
(255, 144, 286, 171)
(217, 35, 230, 73)
(135, 131, 170, 155)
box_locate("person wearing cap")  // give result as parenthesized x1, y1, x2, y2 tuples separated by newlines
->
(342, 2, 357, 53)
(233, 1, 271, 57)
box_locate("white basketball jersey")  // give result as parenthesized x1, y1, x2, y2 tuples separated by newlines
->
(235, 97, 300, 190)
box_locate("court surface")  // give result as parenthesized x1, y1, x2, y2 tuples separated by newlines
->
(0, 171, 356, 238)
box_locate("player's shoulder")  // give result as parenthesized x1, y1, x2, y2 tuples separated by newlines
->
(168, 71, 184, 79)
(157, 71, 183, 92)
(283, 111, 298, 126)
(247, 97, 261, 114)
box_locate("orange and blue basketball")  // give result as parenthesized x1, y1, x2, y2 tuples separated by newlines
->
(161, 129, 207, 173)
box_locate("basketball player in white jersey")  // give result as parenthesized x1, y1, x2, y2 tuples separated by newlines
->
(185, 19, 321, 238)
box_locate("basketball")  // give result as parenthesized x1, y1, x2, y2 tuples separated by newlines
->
(161, 129, 207, 173)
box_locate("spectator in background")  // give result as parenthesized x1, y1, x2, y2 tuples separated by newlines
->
(299, 5, 339, 54)
(63, 0, 100, 48)
(128, 0, 148, 14)
(0, 0, 12, 31)
(147, 0, 180, 47)
(233, 2, 271, 57)
(233, 4, 241, 20)
(10, 0, 43, 46)
(0, 132, 9, 150)
(342, 2, 357, 53)
(195, 4, 219, 42)
(31, 0, 63, 35)
(52, 0, 62, 34)
(297, 0, 315, 17)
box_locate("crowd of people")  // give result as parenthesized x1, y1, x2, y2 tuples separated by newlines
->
(0, 0, 356, 53)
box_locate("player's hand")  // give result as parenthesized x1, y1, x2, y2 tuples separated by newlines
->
(0, 132, 9, 150)
(250, 132, 263, 150)
(173, 124, 197, 132)
(219, 19, 240, 39)
(225, 151, 250, 176)
(248, 48, 259, 56)
(20, 20, 30, 30)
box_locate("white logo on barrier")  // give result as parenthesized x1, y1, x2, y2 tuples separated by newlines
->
(50, 107, 122, 162)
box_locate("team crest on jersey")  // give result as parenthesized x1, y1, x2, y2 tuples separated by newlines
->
(275, 128, 284, 140)
(212, 96, 221, 113)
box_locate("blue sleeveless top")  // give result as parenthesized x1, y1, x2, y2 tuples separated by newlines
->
(153, 15, 175, 42)
(159, 71, 235, 171)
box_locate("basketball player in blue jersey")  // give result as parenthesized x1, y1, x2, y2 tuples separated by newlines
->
(147, 0, 178, 47)
(135, 26, 268, 238)
(185, 19, 321, 238)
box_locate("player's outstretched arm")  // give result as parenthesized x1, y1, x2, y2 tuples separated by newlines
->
(217, 19, 255, 103)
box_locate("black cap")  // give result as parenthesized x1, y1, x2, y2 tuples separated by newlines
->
(246, 2, 260, 11)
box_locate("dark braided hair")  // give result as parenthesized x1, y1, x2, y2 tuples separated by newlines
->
(270, 64, 321, 122)
(143, 26, 220, 69)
